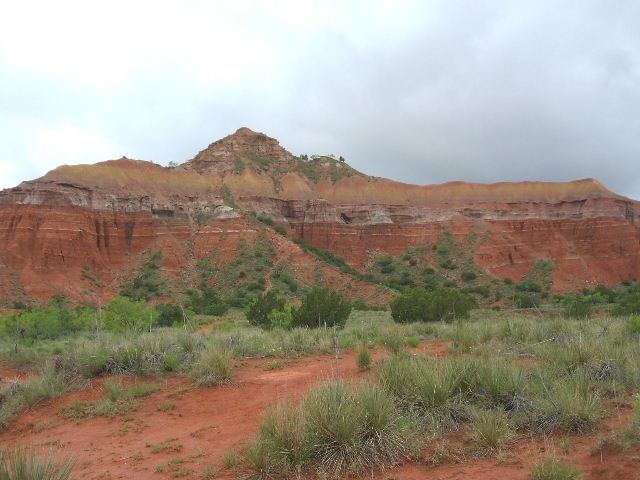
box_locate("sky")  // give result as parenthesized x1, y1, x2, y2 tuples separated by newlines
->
(1, 1, 639, 199)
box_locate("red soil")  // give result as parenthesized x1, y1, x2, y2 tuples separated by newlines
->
(0, 341, 639, 480)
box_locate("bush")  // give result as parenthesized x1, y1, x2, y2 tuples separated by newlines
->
(561, 293, 593, 319)
(155, 303, 183, 327)
(245, 291, 285, 329)
(243, 381, 417, 478)
(184, 287, 229, 316)
(103, 296, 152, 333)
(390, 287, 476, 323)
(0, 297, 83, 341)
(293, 287, 351, 329)
(614, 290, 640, 315)
(267, 305, 295, 330)
(461, 270, 477, 282)
(389, 288, 429, 323)
(428, 287, 476, 322)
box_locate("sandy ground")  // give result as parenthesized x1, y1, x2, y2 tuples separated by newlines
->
(1, 339, 639, 480)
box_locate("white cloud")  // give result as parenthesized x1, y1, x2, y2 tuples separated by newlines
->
(0, 1, 639, 199)
(0, 122, 116, 189)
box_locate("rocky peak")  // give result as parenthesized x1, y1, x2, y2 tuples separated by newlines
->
(182, 127, 300, 176)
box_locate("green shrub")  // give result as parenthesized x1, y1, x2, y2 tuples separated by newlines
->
(614, 289, 640, 315)
(381, 329, 405, 355)
(267, 305, 295, 330)
(561, 293, 593, 319)
(155, 303, 183, 327)
(103, 296, 152, 333)
(0, 297, 84, 341)
(20, 372, 67, 408)
(473, 359, 526, 407)
(243, 439, 277, 479)
(245, 290, 285, 329)
(461, 271, 477, 282)
(389, 288, 429, 323)
(390, 287, 476, 323)
(293, 287, 351, 329)
(406, 336, 420, 348)
(376, 355, 474, 414)
(185, 287, 229, 316)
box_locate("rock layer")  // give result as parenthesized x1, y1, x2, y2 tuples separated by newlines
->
(1, 127, 639, 304)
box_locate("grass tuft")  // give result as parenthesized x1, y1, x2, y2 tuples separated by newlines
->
(0, 446, 74, 480)
(530, 454, 580, 480)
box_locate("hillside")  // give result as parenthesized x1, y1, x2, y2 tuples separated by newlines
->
(0, 127, 639, 306)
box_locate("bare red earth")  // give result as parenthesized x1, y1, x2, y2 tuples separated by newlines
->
(1, 340, 639, 480)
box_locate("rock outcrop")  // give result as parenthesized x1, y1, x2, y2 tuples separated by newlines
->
(0, 127, 638, 305)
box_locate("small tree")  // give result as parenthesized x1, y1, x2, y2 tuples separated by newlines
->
(293, 287, 351, 329)
(246, 290, 285, 329)
(390, 288, 429, 323)
(426, 286, 476, 322)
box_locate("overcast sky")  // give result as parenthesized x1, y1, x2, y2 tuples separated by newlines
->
(1, 1, 639, 199)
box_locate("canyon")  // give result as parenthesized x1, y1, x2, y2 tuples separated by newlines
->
(0, 127, 639, 306)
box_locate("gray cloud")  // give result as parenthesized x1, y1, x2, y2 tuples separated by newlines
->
(1, 1, 639, 199)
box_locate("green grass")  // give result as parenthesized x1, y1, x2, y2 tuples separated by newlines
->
(146, 438, 184, 454)
(468, 407, 516, 455)
(59, 380, 159, 420)
(356, 345, 372, 371)
(4, 306, 640, 479)
(242, 381, 419, 478)
(0, 446, 74, 480)
(188, 347, 234, 387)
(530, 454, 580, 480)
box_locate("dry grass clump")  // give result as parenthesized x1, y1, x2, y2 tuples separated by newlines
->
(0, 446, 74, 480)
(242, 381, 419, 478)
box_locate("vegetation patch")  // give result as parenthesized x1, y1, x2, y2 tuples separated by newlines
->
(0, 446, 74, 480)
(60, 380, 159, 420)
(242, 381, 419, 478)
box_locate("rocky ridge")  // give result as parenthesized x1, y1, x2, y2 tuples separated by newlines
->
(0, 127, 638, 304)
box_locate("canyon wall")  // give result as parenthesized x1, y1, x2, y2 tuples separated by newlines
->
(1, 127, 638, 304)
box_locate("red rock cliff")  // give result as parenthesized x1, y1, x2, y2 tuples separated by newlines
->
(0, 127, 638, 304)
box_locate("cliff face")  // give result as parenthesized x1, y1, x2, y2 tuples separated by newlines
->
(0, 127, 638, 305)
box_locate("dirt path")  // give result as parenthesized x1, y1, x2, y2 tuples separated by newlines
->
(0, 340, 639, 479)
